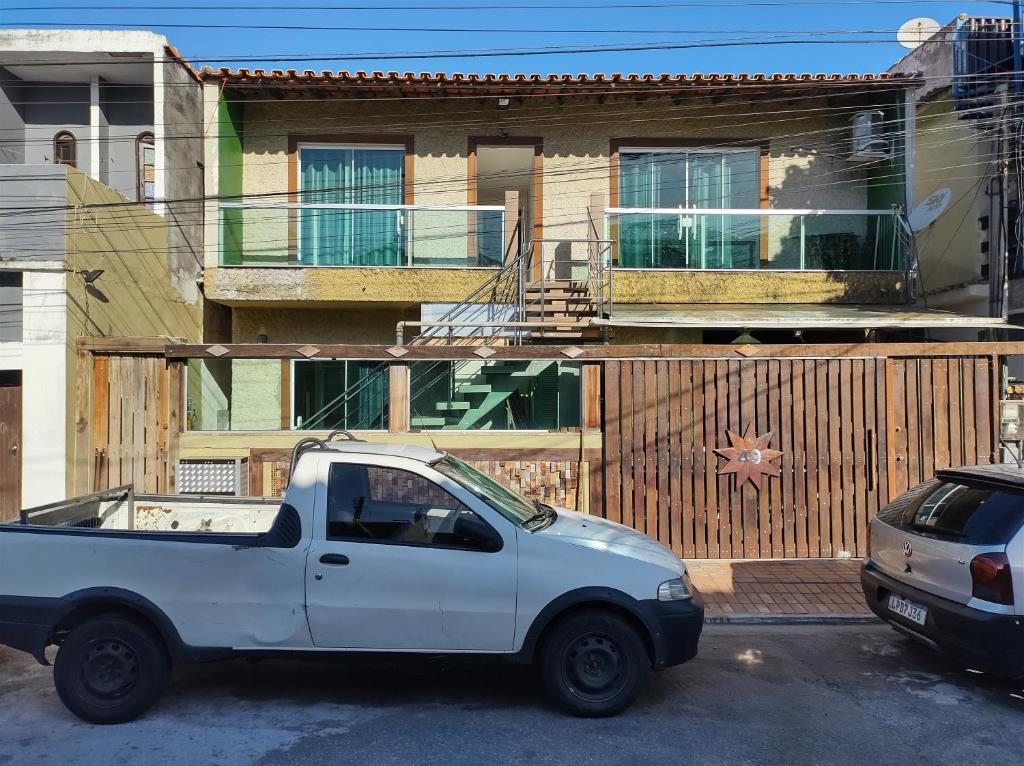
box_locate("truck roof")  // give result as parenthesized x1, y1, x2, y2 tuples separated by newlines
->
(318, 440, 445, 464)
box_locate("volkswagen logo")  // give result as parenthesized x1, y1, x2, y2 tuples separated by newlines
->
(903, 540, 913, 557)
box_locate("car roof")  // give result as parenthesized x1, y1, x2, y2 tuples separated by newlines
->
(936, 463, 1024, 492)
(319, 440, 445, 464)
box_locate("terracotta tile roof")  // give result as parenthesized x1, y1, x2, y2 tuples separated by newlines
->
(203, 68, 917, 95)
(164, 43, 202, 83)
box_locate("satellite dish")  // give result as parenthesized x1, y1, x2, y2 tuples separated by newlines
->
(909, 187, 952, 232)
(897, 17, 941, 49)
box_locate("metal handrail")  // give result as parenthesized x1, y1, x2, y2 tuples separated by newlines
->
(220, 202, 505, 212)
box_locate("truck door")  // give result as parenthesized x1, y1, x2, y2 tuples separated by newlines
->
(305, 460, 517, 651)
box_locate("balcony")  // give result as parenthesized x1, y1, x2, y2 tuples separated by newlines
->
(604, 207, 911, 305)
(218, 203, 505, 268)
(207, 202, 509, 306)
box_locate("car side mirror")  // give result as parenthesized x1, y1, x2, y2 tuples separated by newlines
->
(452, 514, 503, 553)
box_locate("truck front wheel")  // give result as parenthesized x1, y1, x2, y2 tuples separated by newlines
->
(53, 614, 169, 724)
(539, 609, 650, 717)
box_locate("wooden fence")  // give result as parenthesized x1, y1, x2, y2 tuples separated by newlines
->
(75, 340, 1008, 560)
(75, 346, 183, 495)
(601, 353, 999, 560)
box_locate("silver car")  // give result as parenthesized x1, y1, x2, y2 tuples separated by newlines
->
(861, 465, 1024, 677)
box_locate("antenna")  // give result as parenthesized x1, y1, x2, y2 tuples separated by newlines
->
(897, 17, 941, 50)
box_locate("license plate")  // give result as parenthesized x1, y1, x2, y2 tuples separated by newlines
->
(887, 593, 928, 626)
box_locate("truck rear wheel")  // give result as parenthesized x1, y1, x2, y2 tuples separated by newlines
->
(539, 609, 650, 717)
(53, 614, 169, 724)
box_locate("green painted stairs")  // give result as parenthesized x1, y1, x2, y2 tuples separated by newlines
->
(410, 360, 556, 430)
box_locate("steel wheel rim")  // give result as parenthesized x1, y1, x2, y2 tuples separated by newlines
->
(80, 639, 140, 700)
(561, 633, 628, 703)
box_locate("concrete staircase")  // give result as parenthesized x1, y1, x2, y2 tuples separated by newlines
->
(523, 280, 605, 343)
(410, 360, 556, 430)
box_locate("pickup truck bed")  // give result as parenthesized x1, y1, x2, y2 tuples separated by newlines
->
(12, 485, 281, 535)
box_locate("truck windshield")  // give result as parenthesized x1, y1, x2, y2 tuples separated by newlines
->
(433, 455, 538, 526)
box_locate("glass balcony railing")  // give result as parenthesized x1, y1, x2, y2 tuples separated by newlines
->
(219, 203, 506, 267)
(605, 208, 908, 271)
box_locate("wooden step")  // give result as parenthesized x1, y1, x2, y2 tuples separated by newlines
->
(436, 401, 471, 412)
(410, 416, 449, 428)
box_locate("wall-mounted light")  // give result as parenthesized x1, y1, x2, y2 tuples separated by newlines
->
(730, 329, 760, 345)
(497, 97, 511, 110)
(75, 268, 104, 284)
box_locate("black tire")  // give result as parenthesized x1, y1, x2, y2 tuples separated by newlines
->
(53, 615, 169, 724)
(539, 609, 650, 717)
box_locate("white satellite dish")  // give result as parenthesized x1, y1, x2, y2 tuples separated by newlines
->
(909, 187, 953, 232)
(897, 17, 941, 49)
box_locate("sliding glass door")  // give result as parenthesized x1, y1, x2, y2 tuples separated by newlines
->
(298, 145, 405, 266)
(617, 148, 759, 269)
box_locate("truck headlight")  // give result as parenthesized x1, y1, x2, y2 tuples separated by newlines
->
(658, 573, 693, 601)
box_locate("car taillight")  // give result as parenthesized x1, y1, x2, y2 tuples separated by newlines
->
(970, 552, 1015, 606)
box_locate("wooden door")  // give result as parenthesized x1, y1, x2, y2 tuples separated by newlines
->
(0, 371, 22, 521)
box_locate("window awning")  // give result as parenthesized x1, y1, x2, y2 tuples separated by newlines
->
(595, 304, 1011, 330)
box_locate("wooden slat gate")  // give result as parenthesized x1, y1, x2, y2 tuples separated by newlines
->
(601, 354, 999, 559)
(79, 352, 183, 495)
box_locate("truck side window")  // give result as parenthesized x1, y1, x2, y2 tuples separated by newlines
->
(326, 463, 500, 551)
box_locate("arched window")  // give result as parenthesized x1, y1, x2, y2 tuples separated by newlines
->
(53, 132, 76, 168)
(136, 132, 155, 202)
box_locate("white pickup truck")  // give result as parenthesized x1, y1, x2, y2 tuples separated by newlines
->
(0, 436, 704, 723)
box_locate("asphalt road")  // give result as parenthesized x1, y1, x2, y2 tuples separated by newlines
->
(1, 624, 1022, 766)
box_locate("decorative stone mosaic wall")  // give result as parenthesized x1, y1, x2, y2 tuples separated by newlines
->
(252, 453, 584, 512)
(464, 460, 581, 511)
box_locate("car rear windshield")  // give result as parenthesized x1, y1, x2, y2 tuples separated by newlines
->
(899, 481, 1024, 545)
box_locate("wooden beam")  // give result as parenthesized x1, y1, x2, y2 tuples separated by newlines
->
(582, 362, 602, 432)
(78, 336, 178, 354)
(73, 349, 92, 495)
(388, 362, 410, 433)
(166, 341, 1024, 361)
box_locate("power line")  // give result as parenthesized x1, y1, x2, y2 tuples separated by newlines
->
(0, 0, 1003, 10)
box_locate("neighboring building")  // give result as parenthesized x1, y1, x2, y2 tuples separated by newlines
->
(0, 30, 205, 512)
(887, 16, 1016, 339)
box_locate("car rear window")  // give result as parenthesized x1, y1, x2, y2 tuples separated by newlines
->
(899, 481, 1024, 544)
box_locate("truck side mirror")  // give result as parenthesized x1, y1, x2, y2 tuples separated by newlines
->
(452, 513, 503, 553)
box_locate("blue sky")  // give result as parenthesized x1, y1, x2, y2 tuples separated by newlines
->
(0, 1, 1013, 74)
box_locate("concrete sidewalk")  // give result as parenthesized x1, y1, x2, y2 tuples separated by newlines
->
(685, 559, 873, 622)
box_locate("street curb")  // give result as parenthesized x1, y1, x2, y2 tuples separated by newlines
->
(705, 613, 882, 626)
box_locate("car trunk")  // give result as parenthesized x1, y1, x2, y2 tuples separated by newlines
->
(871, 479, 1024, 606)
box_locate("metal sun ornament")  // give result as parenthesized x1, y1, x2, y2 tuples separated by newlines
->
(713, 423, 783, 491)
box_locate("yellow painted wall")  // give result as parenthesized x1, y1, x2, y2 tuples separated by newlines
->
(240, 94, 868, 245)
(204, 265, 498, 306)
(231, 305, 418, 343)
(912, 93, 990, 296)
(64, 168, 202, 495)
(612, 270, 906, 304)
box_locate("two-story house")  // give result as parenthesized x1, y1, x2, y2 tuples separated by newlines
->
(0, 29, 205, 512)
(186, 65, 1004, 440)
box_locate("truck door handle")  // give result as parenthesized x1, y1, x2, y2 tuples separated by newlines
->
(319, 553, 350, 566)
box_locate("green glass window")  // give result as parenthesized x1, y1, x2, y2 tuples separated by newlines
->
(409, 360, 580, 431)
(184, 359, 388, 431)
(292, 360, 389, 431)
(299, 145, 405, 266)
(617, 149, 759, 269)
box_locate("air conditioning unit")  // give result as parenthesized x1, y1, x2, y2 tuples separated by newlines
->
(848, 110, 891, 161)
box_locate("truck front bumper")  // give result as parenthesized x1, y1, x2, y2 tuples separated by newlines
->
(861, 562, 1024, 679)
(638, 590, 706, 669)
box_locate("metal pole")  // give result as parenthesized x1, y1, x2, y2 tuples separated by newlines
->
(1014, 0, 1022, 97)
